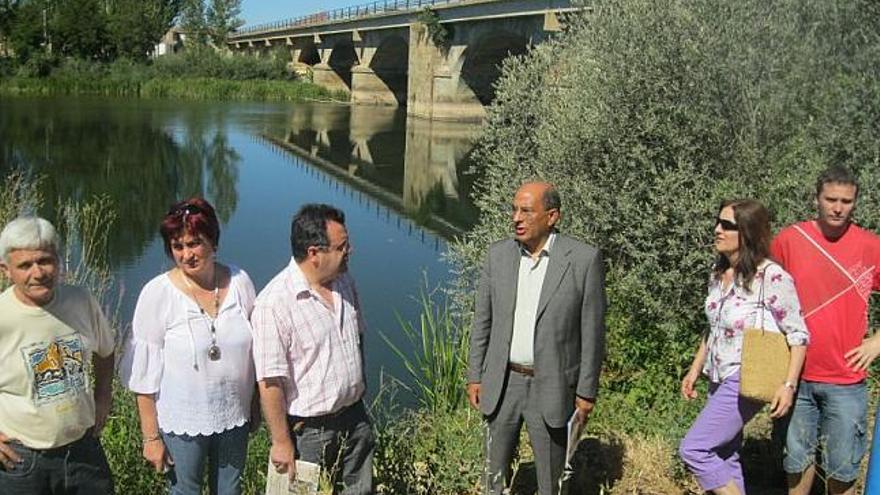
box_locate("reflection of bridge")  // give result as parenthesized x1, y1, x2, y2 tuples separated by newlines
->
(258, 133, 450, 251)
(258, 104, 480, 239)
(229, 0, 576, 120)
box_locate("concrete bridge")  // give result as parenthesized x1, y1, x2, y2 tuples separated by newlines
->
(228, 0, 576, 121)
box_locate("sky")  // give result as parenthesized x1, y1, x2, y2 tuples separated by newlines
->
(240, 1, 355, 27)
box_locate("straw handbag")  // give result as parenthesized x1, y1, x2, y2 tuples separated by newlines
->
(740, 267, 790, 403)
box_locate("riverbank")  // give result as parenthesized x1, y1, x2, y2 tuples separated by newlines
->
(0, 51, 347, 103)
(0, 171, 872, 494)
(0, 75, 345, 102)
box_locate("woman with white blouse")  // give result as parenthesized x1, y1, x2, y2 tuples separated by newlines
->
(122, 197, 258, 495)
(678, 199, 809, 495)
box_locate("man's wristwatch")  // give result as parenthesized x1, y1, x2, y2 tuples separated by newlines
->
(783, 380, 796, 390)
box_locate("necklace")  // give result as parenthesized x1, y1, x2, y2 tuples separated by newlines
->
(180, 266, 221, 361)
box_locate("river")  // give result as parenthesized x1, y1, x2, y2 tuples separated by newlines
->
(0, 95, 482, 399)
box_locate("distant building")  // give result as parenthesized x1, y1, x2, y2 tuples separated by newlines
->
(152, 27, 185, 57)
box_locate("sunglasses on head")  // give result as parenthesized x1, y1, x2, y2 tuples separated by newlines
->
(168, 203, 203, 218)
(715, 217, 738, 231)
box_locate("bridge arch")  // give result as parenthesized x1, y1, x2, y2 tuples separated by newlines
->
(298, 41, 321, 66)
(328, 40, 360, 90)
(369, 35, 410, 106)
(458, 31, 530, 105)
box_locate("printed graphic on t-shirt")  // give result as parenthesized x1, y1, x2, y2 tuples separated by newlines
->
(850, 261, 875, 303)
(21, 334, 88, 405)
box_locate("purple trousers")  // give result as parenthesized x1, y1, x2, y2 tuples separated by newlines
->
(679, 373, 763, 493)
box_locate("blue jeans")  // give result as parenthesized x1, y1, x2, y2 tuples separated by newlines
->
(162, 423, 249, 495)
(784, 380, 868, 483)
(0, 432, 115, 494)
(290, 401, 374, 495)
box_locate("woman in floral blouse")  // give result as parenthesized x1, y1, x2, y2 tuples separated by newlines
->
(678, 199, 809, 495)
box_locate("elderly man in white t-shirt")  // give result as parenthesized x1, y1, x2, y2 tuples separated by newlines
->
(0, 216, 116, 494)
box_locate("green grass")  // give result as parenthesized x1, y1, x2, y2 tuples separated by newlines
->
(0, 75, 346, 102)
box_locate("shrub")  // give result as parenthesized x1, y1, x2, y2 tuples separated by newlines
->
(15, 51, 58, 77)
(373, 405, 484, 495)
(451, 0, 880, 417)
(149, 46, 293, 81)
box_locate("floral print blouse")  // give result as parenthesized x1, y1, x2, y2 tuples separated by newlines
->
(702, 260, 810, 383)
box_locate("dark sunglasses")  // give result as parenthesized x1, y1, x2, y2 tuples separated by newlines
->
(167, 203, 203, 218)
(715, 217, 739, 231)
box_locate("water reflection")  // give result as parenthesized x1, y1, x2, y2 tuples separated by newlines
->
(261, 105, 481, 237)
(0, 97, 241, 266)
(0, 96, 481, 402)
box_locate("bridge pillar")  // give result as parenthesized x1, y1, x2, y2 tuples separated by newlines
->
(406, 23, 486, 121)
(352, 66, 407, 106)
(312, 64, 351, 94)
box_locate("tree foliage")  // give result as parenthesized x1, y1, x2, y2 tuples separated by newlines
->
(53, 0, 108, 59)
(205, 0, 242, 48)
(2, 0, 180, 62)
(179, 0, 206, 45)
(106, 0, 180, 60)
(452, 0, 880, 405)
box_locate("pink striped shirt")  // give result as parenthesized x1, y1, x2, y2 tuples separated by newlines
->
(251, 258, 365, 417)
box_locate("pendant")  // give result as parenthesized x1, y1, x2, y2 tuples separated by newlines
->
(208, 345, 222, 361)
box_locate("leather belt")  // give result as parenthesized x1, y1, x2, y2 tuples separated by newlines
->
(508, 363, 535, 376)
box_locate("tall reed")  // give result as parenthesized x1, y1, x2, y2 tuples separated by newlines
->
(382, 284, 470, 414)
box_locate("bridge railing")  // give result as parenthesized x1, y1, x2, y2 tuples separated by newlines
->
(232, 0, 462, 37)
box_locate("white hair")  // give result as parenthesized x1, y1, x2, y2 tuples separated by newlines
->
(0, 216, 60, 263)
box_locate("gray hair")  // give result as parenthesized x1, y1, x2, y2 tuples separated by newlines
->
(0, 216, 60, 263)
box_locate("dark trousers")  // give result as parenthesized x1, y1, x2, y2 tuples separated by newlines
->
(289, 401, 374, 495)
(0, 432, 115, 494)
(484, 370, 567, 495)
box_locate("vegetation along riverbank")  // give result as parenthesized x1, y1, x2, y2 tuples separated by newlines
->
(0, 0, 344, 102)
(3, 0, 880, 493)
(0, 50, 346, 102)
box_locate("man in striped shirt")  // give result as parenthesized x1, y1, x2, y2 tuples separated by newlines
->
(252, 204, 372, 495)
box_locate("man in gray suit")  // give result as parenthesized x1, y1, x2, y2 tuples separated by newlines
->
(467, 181, 606, 495)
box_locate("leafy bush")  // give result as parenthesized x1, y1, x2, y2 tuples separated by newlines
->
(150, 46, 292, 81)
(373, 405, 483, 495)
(15, 51, 58, 77)
(451, 0, 880, 413)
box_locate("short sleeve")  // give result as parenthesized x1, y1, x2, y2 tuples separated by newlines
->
(88, 293, 116, 358)
(770, 232, 787, 268)
(251, 300, 291, 381)
(121, 279, 169, 394)
(764, 264, 810, 347)
(234, 268, 257, 318)
(873, 236, 880, 292)
(348, 274, 367, 335)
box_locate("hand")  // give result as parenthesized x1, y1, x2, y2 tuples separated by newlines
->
(769, 384, 796, 419)
(680, 370, 700, 400)
(142, 438, 173, 473)
(270, 439, 296, 481)
(845, 334, 880, 372)
(574, 396, 595, 424)
(0, 432, 22, 471)
(467, 383, 481, 410)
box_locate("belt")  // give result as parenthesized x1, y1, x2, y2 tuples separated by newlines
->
(508, 363, 535, 376)
(288, 400, 363, 432)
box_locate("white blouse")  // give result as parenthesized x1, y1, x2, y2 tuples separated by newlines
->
(121, 265, 257, 436)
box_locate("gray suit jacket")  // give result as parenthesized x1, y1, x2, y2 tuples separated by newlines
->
(467, 234, 606, 428)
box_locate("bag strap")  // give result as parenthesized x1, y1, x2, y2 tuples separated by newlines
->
(753, 265, 767, 333)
